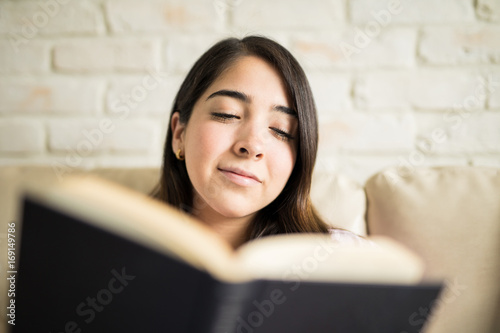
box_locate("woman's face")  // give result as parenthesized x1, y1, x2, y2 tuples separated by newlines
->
(172, 56, 298, 223)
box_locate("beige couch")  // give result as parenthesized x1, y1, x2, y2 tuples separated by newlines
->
(1, 165, 499, 332)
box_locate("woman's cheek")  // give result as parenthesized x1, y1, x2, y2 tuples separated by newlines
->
(270, 145, 295, 179)
(189, 123, 221, 155)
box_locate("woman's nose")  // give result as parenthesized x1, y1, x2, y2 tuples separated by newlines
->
(234, 123, 265, 160)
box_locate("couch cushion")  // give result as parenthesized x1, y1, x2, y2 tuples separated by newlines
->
(365, 166, 500, 333)
(311, 170, 366, 236)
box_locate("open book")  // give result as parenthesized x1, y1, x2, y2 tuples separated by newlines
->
(12, 176, 441, 333)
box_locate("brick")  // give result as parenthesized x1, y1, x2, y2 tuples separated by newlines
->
(165, 34, 226, 74)
(0, 1, 105, 37)
(354, 71, 410, 109)
(307, 72, 352, 118)
(488, 73, 500, 108)
(105, 0, 223, 33)
(53, 38, 161, 73)
(477, 0, 500, 22)
(350, 0, 475, 24)
(48, 118, 162, 153)
(409, 71, 487, 110)
(415, 111, 500, 154)
(233, 0, 344, 29)
(419, 26, 500, 64)
(291, 28, 416, 70)
(0, 78, 104, 114)
(48, 119, 109, 153)
(0, 40, 49, 73)
(0, 120, 45, 153)
(318, 112, 415, 153)
(358, 71, 488, 111)
(106, 120, 162, 152)
(106, 73, 183, 117)
(472, 156, 500, 167)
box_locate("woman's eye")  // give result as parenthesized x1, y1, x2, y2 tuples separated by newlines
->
(210, 112, 240, 123)
(270, 127, 295, 142)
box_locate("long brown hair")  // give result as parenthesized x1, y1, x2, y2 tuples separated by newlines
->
(152, 36, 330, 240)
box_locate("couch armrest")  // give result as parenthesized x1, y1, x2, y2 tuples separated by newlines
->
(365, 166, 500, 333)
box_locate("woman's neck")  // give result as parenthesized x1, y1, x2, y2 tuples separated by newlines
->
(192, 208, 252, 249)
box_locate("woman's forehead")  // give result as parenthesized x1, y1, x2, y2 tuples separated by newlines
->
(202, 55, 292, 107)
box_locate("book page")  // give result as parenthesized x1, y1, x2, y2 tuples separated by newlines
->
(234, 233, 425, 284)
(25, 176, 248, 282)
(26, 176, 425, 286)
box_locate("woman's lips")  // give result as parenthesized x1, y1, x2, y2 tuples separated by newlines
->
(218, 167, 262, 187)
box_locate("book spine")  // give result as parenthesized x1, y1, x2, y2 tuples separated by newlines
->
(210, 281, 263, 333)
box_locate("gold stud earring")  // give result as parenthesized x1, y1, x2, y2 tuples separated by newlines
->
(175, 149, 185, 161)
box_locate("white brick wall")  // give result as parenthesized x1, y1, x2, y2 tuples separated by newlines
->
(409, 71, 487, 110)
(233, 0, 345, 29)
(419, 26, 500, 64)
(0, 40, 49, 74)
(48, 118, 162, 153)
(106, 74, 183, 116)
(308, 72, 352, 116)
(415, 111, 500, 153)
(354, 71, 411, 109)
(0, 0, 499, 184)
(291, 28, 417, 70)
(318, 112, 415, 153)
(0, 1, 105, 38)
(0, 78, 105, 114)
(477, 0, 500, 22)
(488, 72, 500, 108)
(0, 119, 45, 153)
(105, 0, 224, 33)
(350, 0, 476, 24)
(53, 38, 162, 72)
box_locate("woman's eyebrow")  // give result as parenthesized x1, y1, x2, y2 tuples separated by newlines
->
(273, 105, 297, 117)
(206, 89, 249, 103)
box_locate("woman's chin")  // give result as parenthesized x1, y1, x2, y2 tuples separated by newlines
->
(215, 207, 257, 221)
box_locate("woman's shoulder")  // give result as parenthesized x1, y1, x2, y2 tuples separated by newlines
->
(328, 228, 376, 247)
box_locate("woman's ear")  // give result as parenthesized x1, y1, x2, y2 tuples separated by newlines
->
(171, 112, 186, 153)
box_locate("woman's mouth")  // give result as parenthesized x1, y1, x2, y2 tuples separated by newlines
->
(218, 167, 262, 187)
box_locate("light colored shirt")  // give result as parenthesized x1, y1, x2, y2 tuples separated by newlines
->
(329, 229, 376, 247)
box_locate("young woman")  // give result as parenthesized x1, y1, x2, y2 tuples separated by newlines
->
(152, 36, 355, 248)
